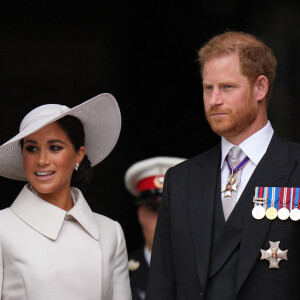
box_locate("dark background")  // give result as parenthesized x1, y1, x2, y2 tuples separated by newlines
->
(0, 1, 299, 253)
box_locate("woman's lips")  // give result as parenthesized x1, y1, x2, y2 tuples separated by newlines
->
(34, 171, 55, 181)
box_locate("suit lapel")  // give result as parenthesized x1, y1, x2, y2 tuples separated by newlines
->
(236, 134, 297, 293)
(187, 145, 221, 293)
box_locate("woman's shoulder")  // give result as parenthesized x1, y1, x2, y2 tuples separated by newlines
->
(0, 207, 14, 220)
(92, 212, 120, 228)
(0, 208, 16, 237)
(92, 213, 126, 253)
(92, 212, 124, 238)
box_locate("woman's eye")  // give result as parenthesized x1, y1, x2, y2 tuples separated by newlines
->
(50, 145, 62, 151)
(24, 146, 37, 153)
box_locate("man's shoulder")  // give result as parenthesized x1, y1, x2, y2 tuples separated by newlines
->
(286, 139, 300, 153)
(271, 133, 300, 157)
(168, 144, 221, 174)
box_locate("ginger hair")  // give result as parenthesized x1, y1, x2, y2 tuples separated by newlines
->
(198, 31, 277, 103)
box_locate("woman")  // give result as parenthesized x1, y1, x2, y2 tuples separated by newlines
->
(0, 93, 132, 299)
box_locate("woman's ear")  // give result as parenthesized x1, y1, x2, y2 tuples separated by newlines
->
(76, 146, 86, 164)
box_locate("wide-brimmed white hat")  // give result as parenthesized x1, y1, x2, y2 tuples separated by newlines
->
(0, 93, 121, 181)
(125, 156, 186, 197)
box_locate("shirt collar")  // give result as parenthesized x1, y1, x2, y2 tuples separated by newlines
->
(144, 246, 151, 266)
(10, 184, 99, 241)
(221, 121, 274, 169)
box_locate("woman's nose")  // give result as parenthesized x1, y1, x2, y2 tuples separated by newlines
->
(37, 150, 49, 166)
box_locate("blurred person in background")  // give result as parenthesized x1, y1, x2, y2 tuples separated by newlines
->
(125, 156, 185, 300)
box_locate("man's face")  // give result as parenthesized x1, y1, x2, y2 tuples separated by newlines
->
(202, 53, 259, 142)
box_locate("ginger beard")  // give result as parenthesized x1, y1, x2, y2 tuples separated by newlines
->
(205, 89, 259, 140)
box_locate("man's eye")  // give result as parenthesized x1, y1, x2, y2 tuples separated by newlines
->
(224, 85, 233, 89)
(205, 86, 213, 91)
(50, 145, 62, 151)
(24, 146, 37, 153)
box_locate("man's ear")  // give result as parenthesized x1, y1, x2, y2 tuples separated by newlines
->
(254, 75, 269, 102)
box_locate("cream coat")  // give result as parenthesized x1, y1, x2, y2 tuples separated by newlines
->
(0, 185, 132, 300)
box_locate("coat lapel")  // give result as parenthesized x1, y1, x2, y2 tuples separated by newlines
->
(236, 134, 297, 293)
(187, 145, 221, 293)
(209, 177, 251, 277)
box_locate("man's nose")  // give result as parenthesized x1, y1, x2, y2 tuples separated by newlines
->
(209, 88, 223, 106)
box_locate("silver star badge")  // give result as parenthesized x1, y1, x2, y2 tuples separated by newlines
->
(261, 241, 288, 268)
(222, 175, 238, 197)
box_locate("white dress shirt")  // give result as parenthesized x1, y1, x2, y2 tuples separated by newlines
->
(221, 121, 274, 202)
(0, 184, 132, 300)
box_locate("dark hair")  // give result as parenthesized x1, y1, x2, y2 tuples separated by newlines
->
(20, 115, 93, 190)
(56, 115, 93, 190)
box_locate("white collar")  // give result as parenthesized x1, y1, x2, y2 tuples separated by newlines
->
(144, 246, 151, 266)
(10, 184, 99, 241)
(221, 121, 274, 169)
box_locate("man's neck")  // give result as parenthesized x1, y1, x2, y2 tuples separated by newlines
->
(224, 118, 268, 146)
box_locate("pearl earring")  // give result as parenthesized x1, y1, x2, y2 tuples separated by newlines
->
(74, 163, 79, 171)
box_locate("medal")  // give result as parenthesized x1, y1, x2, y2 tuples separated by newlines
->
(278, 207, 289, 220)
(222, 155, 250, 197)
(222, 173, 238, 197)
(252, 187, 267, 220)
(290, 208, 300, 221)
(252, 205, 266, 220)
(278, 187, 290, 220)
(266, 206, 278, 220)
(261, 241, 288, 269)
(290, 187, 300, 221)
(266, 187, 279, 220)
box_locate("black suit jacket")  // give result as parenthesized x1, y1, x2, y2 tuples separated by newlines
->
(146, 134, 300, 300)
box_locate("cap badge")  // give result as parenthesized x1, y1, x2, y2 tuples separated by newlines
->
(153, 175, 164, 189)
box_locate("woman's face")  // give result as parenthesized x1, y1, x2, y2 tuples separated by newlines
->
(23, 122, 85, 201)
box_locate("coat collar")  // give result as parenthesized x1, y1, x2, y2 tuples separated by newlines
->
(10, 184, 99, 241)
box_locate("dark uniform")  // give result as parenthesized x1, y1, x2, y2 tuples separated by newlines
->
(128, 247, 149, 300)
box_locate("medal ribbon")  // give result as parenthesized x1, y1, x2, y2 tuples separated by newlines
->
(267, 187, 279, 209)
(292, 187, 300, 209)
(279, 187, 290, 209)
(225, 155, 250, 175)
(253, 187, 268, 209)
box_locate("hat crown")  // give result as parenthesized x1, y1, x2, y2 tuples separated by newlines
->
(20, 104, 70, 132)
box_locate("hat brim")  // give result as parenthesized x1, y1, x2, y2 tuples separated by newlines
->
(0, 93, 121, 181)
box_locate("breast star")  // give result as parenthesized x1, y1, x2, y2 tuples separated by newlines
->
(261, 241, 288, 268)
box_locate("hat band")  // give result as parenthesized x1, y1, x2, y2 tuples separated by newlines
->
(137, 174, 165, 192)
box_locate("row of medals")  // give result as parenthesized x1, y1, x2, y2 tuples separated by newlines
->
(252, 197, 300, 221)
